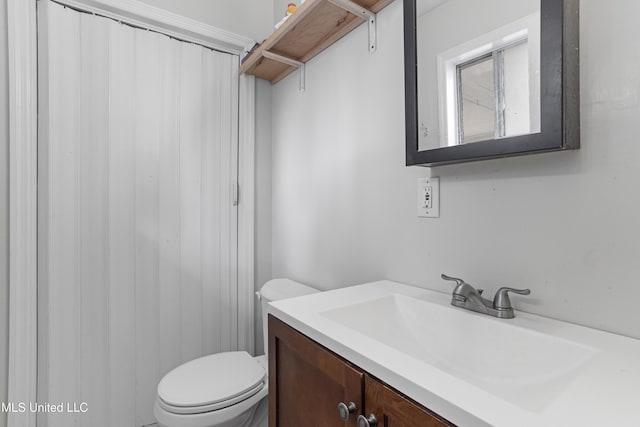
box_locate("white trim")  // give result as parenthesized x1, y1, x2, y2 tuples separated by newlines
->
(7, 0, 38, 426)
(238, 74, 256, 355)
(8, 1, 257, 424)
(52, 0, 255, 55)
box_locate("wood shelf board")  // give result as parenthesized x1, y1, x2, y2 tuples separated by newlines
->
(238, 0, 323, 75)
(269, 2, 364, 61)
(239, 0, 396, 83)
(296, 13, 364, 63)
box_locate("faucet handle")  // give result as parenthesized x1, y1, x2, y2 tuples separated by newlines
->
(493, 287, 531, 310)
(441, 274, 465, 286)
(441, 274, 483, 295)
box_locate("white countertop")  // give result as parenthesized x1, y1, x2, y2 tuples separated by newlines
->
(268, 280, 640, 427)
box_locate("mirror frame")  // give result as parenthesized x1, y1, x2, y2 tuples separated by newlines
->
(404, 0, 580, 167)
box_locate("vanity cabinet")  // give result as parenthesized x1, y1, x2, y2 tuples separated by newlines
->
(268, 315, 363, 426)
(268, 315, 455, 427)
(364, 375, 451, 427)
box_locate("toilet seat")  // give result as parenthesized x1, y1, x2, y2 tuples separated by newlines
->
(158, 381, 265, 415)
(158, 351, 266, 415)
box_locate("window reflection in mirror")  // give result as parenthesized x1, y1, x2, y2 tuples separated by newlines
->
(417, 0, 541, 151)
(459, 53, 496, 143)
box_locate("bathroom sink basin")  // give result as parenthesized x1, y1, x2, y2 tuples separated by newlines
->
(270, 281, 640, 426)
(321, 294, 597, 412)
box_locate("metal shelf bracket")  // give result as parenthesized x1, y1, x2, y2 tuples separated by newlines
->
(327, 0, 377, 53)
(262, 51, 306, 91)
(260, 0, 380, 90)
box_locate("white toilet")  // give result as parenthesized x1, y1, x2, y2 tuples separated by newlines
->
(154, 279, 318, 427)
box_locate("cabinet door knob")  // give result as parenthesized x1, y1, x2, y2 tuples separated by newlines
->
(357, 414, 378, 427)
(337, 402, 357, 421)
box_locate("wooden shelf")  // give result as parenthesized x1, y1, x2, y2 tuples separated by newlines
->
(239, 0, 394, 84)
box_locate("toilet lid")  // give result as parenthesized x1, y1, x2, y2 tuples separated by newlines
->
(158, 351, 266, 410)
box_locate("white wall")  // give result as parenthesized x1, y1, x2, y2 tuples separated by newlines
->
(137, 0, 273, 42)
(273, 0, 291, 25)
(271, 0, 640, 340)
(0, 0, 9, 425)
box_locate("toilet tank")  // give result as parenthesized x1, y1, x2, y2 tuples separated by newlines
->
(258, 279, 318, 356)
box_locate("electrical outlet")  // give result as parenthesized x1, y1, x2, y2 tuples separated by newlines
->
(417, 177, 439, 218)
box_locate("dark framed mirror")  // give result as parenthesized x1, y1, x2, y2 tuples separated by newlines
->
(404, 0, 580, 166)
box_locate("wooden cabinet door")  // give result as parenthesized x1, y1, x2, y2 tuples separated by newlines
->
(363, 375, 456, 427)
(269, 315, 364, 427)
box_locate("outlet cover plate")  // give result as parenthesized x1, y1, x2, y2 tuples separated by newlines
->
(417, 177, 439, 218)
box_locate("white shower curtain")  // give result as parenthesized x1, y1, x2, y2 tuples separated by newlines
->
(37, 2, 241, 426)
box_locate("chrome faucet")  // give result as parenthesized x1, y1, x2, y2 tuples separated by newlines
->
(441, 274, 530, 319)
